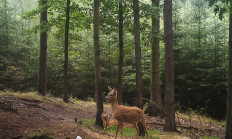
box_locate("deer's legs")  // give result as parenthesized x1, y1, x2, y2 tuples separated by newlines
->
(115, 121, 121, 139)
(134, 123, 139, 137)
(107, 119, 109, 128)
(119, 122, 123, 139)
(103, 121, 106, 129)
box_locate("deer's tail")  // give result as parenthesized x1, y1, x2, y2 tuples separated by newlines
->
(141, 115, 149, 139)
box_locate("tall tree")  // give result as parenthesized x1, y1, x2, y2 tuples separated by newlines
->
(163, 0, 176, 131)
(38, 0, 48, 96)
(94, 0, 103, 127)
(133, 0, 143, 109)
(63, 0, 70, 103)
(147, 0, 162, 116)
(227, 3, 232, 138)
(133, 0, 145, 136)
(117, 0, 124, 105)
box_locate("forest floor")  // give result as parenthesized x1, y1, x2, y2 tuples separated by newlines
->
(0, 91, 225, 139)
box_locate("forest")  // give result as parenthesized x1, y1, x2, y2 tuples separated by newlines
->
(0, 0, 232, 138)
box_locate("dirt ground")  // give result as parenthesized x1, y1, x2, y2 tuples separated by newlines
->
(0, 93, 104, 139)
(0, 92, 226, 139)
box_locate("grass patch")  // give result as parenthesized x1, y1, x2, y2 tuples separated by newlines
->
(75, 117, 95, 125)
(75, 117, 99, 132)
(0, 91, 85, 111)
(103, 124, 160, 138)
(25, 128, 53, 139)
(74, 117, 161, 138)
(201, 136, 220, 139)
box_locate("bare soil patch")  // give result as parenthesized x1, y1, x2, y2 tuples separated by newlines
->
(0, 93, 97, 139)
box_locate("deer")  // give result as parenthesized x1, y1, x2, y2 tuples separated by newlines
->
(101, 110, 110, 129)
(105, 86, 149, 139)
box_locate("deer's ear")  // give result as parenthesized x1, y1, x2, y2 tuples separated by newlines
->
(108, 86, 112, 91)
(113, 90, 116, 95)
(113, 89, 117, 94)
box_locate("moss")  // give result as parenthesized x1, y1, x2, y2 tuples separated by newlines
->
(0, 101, 18, 112)
(25, 128, 53, 139)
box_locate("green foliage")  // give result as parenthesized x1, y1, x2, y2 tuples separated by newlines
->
(206, 0, 231, 20)
(0, 0, 39, 91)
(173, 0, 228, 119)
(0, 0, 230, 120)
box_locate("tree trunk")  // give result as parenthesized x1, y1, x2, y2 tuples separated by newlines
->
(94, 0, 103, 127)
(117, 0, 123, 105)
(133, 0, 143, 110)
(226, 6, 232, 139)
(133, 0, 144, 136)
(147, 0, 162, 116)
(163, 0, 176, 131)
(63, 0, 70, 103)
(4, 0, 8, 47)
(38, 0, 48, 96)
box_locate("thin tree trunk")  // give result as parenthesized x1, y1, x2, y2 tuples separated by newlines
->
(108, 39, 111, 81)
(38, 0, 48, 96)
(117, 0, 123, 105)
(147, 0, 162, 116)
(198, 4, 201, 47)
(226, 5, 232, 139)
(163, 0, 176, 131)
(4, 0, 8, 47)
(94, 0, 103, 127)
(63, 0, 70, 103)
(133, 0, 143, 110)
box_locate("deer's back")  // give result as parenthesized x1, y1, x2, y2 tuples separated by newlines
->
(113, 105, 145, 123)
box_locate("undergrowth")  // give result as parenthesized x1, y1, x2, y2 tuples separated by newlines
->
(75, 117, 162, 138)
(24, 127, 53, 139)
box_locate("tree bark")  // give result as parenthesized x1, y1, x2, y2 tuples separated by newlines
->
(133, 0, 143, 110)
(94, 0, 103, 127)
(163, 0, 176, 131)
(4, 0, 8, 47)
(117, 0, 123, 105)
(147, 0, 162, 116)
(133, 0, 144, 136)
(226, 5, 232, 139)
(63, 0, 70, 103)
(38, 0, 48, 96)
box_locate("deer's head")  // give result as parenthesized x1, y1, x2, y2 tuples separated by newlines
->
(105, 86, 117, 101)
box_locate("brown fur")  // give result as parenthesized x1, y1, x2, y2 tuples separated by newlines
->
(101, 110, 109, 129)
(106, 86, 148, 139)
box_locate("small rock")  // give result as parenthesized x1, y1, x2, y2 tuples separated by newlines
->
(76, 136, 82, 139)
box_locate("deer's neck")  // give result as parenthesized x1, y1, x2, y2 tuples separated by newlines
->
(110, 99, 119, 113)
